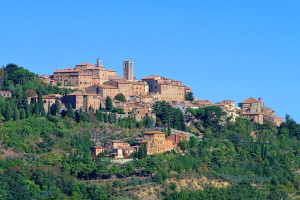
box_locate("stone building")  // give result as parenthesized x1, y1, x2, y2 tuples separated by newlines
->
(91, 146, 105, 157)
(123, 60, 133, 81)
(142, 75, 186, 102)
(43, 94, 62, 113)
(0, 91, 12, 98)
(62, 91, 101, 111)
(238, 97, 284, 126)
(141, 131, 166, 155)
(197, 100, 212, 107)
(132, 81, 149, 95)
(86, 84, 119, 100)
(213, 100, 240, 122)
(103, 79, 133, 100)
(105, 140, 130, 151)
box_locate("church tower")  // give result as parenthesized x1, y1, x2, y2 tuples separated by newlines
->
(95, 58, 103, 68)
(123, 60, 133, 81)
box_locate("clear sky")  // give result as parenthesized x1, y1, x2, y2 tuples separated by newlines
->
(1, 1, 299, 122)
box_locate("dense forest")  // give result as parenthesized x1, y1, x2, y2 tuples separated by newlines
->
(0, 64, 299, 199)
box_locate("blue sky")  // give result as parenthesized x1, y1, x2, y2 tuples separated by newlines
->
(1, 1, 299, 122)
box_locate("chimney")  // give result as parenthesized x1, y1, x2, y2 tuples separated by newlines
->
(258, 97, 262, 102)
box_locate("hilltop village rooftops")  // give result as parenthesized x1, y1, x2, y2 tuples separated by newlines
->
(108, 75, 124, 80)
(143, 131, 165, 135)
(239, 97, 261, 104)
(95, 84, 118, 89)
(0, 91, 12, 95)
(67, 91, 99, 96)
(76, 63, 94, 66)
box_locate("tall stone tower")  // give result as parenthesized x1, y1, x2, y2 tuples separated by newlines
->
(95, 58, 103, 68)
(123, 60, 133, 81)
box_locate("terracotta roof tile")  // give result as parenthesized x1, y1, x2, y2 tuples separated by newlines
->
(239, 97, 261, 104)
(76, 63, 94, 66)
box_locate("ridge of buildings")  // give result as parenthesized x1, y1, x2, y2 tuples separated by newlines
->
(39, 58, 283, 127)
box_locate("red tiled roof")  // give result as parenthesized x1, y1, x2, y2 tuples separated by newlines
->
(142, 75, 161, 80)
(68, 91, 99, 96)
(97, 84, 118, 89)
(112, 79, 130, 84)
(54, 68, 79, 73)
(76, 63, 94, 66)
(240, 97, 261, 104)
(0, 91, 12, 94)
(108, 75, 124, 80)
(144, 131, 165, 135)
(92, 146, 105, 149)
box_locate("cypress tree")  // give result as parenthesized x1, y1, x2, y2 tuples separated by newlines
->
(4, 105, 13, 121)
(19, 109, 26, 119)
(99, 110, 104, 122)
(55, 99, 61, 115)
(167, 120, 171, 136)
(14, 107, 20, 121)
(37, 91, 45, 115)
(103, 113, 108, 123)
(66, 103, 75, 119)
(33, 99, 39, 116)
(113, 113, 117, 123)
(22, 92, 30, 117)
(47, 101, 51, 115)
(105, 96, 113, 111)
(108, 113, 114, 124)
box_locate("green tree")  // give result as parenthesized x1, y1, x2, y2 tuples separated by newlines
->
(105, 96, 113, 111)
(114, 93, 126, 102)
(13, 107, 20, 121)
(185, 92, 194, 101)
(4, 105, 13, 121)
(54, 99, 61, 115)
(143, 115, 154, 128)
(37, 90, 45, 116)
(66, 103, 75, 119)
(179, 140, 189, 152)
(189, 136, 197, 148)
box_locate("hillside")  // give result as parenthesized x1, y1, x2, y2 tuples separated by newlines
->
(0, 63, 299, 200)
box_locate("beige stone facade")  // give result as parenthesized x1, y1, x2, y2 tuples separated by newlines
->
(141, 131, 166, 155)
(238, 97, 283, 126)
(0, 91, 12, 98)
(105, 140, 130, 152)
(132, 81, 149, 95)
(62, 91, 101, 111)
(43, 94, 62, 113)
(123, 60, 133, 81)
(142, 75, 186, 102)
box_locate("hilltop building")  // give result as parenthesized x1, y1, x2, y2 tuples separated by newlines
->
(141, 75, 188, 102)
(62, 91, 102, 111)
(123, 60, 134, 81)
(238, 97, 284, 126)
(0, 91, 12, 98)
(213, 100, 240, 122)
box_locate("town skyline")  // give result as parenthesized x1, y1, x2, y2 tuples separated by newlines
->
(1, 1, 300, 122)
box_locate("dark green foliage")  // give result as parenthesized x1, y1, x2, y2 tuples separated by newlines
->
(105, 96, 113, 111)
(66, 103, 75, 119)
(185, 91, 194, 101)
(143, 115, 154, 128)
(114, 93, 126, 102)
(153, 101, 186, 131)
(138, 145, 148, 159)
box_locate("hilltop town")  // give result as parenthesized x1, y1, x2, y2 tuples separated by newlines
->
(0, 61, 299, 200)
(25, 58, 284, 158)
(38, 58, 283, 126)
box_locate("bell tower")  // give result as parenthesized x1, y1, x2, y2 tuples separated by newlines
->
(123, 60, 133, 81)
